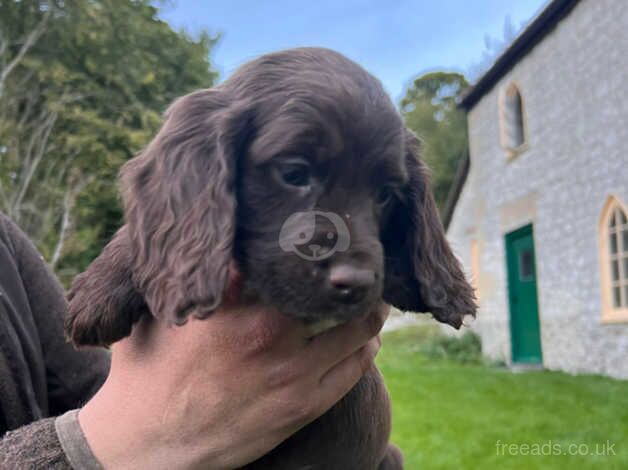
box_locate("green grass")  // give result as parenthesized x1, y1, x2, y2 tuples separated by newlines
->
(376, 326, 628, 469)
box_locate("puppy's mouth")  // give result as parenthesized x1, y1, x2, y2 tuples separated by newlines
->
(238, 235, 384, 327)
(277, 279, 382, 326)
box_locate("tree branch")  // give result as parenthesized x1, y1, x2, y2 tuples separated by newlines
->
(0, 8, 51, 93)
(50, 177, 91, 269)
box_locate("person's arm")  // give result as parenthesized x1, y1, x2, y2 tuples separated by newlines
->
(1, 304, 386, 470)
(0, 214, 110, 469)
(79, 303, 388, 470)
(0, 214, 388, 469)
(1, 213, 110, 414)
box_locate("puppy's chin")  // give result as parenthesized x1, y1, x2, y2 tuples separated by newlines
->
(245, 285, 381, 321)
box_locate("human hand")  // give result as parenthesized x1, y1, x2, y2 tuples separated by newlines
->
(79, 298, 389, 469)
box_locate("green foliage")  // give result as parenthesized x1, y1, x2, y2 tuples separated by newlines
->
(0, 0, 218, 282)
(383, 323, 482, 364)
(377, 325, 628, 469)
(400, 72, 469, 213)
(421, 330, 483, 364)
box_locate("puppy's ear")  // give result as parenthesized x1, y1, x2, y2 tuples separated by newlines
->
(66, 226, 147, 347)
(67, 90, 253, 346)
(122, 89, 253, 325)
(383, 129, 476, 328)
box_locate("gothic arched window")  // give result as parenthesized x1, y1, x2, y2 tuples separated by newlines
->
(599, 196, 628, 322)
(500, 83, 527, 157)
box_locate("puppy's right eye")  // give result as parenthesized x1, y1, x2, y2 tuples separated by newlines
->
(273, 158, 312, 189)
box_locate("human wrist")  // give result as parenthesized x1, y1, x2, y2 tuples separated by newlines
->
(78, 363, 228, 470)
(78, 383, 158, 469)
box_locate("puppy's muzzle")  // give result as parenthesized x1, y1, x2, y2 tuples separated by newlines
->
(327, 263, 376, 304)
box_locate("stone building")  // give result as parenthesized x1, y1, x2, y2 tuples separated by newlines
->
(444, 0, 628, 378)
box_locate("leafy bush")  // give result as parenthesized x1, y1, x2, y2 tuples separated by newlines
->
(421, 330, 482, 364)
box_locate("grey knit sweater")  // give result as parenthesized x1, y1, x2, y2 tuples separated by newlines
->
(1, 418, 72, 468)
(0, 213, 110, 468)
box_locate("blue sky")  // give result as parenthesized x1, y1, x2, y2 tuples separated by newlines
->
(160, 0, 547, 103)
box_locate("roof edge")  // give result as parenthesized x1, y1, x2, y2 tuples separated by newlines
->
(460, 0, 581, 110)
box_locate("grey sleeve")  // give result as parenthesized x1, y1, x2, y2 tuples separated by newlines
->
(55, 409, 103, 470)
(0, 417, 73, 469)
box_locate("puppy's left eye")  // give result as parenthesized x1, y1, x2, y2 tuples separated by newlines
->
(273, 158, 312, 189)
(375, 186, 395, 207)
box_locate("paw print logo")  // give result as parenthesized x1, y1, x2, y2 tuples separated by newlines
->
(279, 211, 350, 261)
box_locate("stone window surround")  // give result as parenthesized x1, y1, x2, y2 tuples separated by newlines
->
(599, 195, 628, 323)
(498, 81, 529, 160)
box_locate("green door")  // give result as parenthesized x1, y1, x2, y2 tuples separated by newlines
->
(505, 224, 543, 364)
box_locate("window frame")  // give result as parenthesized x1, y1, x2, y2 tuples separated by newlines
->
(599, 195, 628, 323)
(499, 82, 529, 159)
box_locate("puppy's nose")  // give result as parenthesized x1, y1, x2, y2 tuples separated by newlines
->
(327, 264, 375, 303)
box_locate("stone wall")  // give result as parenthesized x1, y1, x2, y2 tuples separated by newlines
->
(446, 0, 628, 379)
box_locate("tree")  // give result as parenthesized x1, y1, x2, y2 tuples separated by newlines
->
(467, 15, 523, 81)
(400, 72, 469, 213)
(0, 0, 218, 282)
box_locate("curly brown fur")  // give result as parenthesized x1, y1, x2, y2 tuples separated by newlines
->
(382, 131, 477, 327)
(66, 47, 476, 469)
(66, 226, 147, 346)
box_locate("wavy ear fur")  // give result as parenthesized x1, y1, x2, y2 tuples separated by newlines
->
(65, 226, 146, 346)
(66, 89, 252, 345)
(383, 130, 476, 328)
(123, 89, 238, 325)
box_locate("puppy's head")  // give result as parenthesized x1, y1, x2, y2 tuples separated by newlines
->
(66, 47, 475, 346)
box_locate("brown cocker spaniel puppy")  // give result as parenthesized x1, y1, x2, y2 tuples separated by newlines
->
(66, 47, 476, 469)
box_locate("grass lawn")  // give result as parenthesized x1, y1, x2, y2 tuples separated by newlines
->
(377, 325, 628, 469)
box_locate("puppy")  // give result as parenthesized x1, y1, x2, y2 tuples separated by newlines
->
(66, 47, 476, 469)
